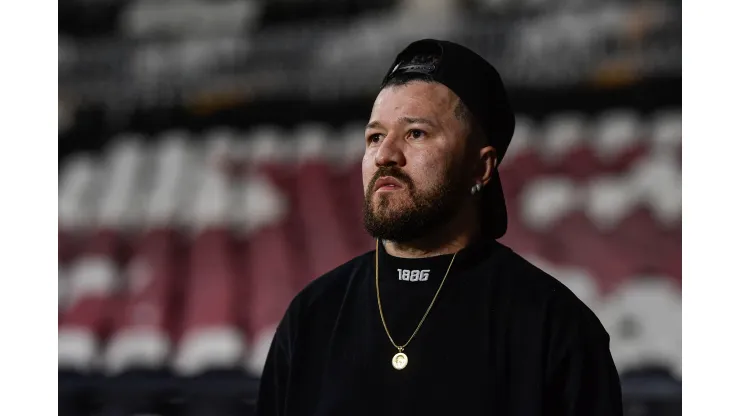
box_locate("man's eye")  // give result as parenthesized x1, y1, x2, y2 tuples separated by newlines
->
(368, 133, 382, 143)
(409, 129, 426, 139)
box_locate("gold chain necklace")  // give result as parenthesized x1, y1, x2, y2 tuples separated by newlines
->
(375, 239, 458, 370)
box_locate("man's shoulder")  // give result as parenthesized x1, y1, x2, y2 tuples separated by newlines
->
(495, 243, 606, 334)
(494, 243, 566, 295)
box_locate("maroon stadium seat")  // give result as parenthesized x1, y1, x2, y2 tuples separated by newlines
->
(551, 213, 637, 292)
(59, 230, 125, 371)
(175, 228, 244, 375)
(240, 225, 297, 375)
(294, 157, 356, 280)
(104, 229, 181, 373)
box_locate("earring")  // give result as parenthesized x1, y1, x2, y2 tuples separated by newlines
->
(471, 183, 482, 195)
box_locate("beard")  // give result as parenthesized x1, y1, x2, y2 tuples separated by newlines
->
(362, 165, 468, 243)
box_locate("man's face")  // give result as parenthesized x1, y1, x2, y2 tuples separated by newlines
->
(362, 81, 473, 242)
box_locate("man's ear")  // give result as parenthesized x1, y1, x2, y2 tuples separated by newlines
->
(476, 146, 497, 187)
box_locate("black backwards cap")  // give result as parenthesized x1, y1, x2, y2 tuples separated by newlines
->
(380, 39, 516, 239)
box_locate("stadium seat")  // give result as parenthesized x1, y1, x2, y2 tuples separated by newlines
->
(599, 276, 681, 378)
(59, 229, 77, 266)
(552, 266, 600, 310)
(59, 154, 98, 232)
(59, 235, 122, 371)
(247, 125, 294, 189)
(59, 266, 70, 313)
(241, 225, 297, 375)
(295, 123, 335, 164)
(507, 115, 536, 162)
(519, 176, 581, 231)
(593, 109, 646, 172)
(583, 175, 638, 231)
(550, 212, 637, 291)
(337, 122, 374, 254)
(498, 210, 548, 260)
(98, 136, 148, 230)
(104, 229, 179, 374)
(540, 112, 587, 168)
(294, 125, 357, 279)
(60, 136, 145, 371)
(58, 154, 98, 283)
(627, 153, 681, 228)
(174, 152, 245, 375)
(340, 121, 367, 167)
(101, 135, 201, 373)
(659, 233, 681, 282)
(236, 174, 290, 235)
(500, 115, 548, 197)
(650, 110, 681, 155)
(145, 130, 193, 228)
(175, 227, 244, 376)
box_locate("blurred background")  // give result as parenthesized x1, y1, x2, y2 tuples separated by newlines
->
(58, 0, 681, 415)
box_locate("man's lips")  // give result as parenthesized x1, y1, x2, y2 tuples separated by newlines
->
(373, 176, 405, 192)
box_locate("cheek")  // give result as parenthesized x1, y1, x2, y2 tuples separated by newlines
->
(361, 152, 375, 190)
(408, 153, 448, 188)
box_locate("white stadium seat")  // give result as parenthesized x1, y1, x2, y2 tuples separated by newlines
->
(295, 123, 332, 163)
(598, 276, 681, 378)
(98, 136, 147, 229)
(628, 153, 681, 226)
(247, 126, 287, 165)
(540, 112, 586, 162)
(584, 176, 639, 231)
(190, 169, 235, 231)
(59, 154, 99, 230)
(506, 114, 536, 160)
(594, 109, 642, 161)
(650, 110, 682, 153)
(520, 177, 581, 231)
(552, 266, 600, 309)
(340, 121, 367, 166)
(235, 174, 290, 234)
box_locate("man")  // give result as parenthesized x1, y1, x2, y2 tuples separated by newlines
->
(256, 39, 623, 415)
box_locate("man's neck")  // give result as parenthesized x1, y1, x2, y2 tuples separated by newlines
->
(382, 207, 481, 258)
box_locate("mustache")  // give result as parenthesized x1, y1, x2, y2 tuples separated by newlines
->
(368, 167, 413, 194)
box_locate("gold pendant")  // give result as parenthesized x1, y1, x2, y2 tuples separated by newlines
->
(392, 352, 408, 370)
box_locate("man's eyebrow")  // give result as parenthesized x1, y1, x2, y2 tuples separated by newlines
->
(399, 117, 437, 128)
(366, 120, 383, 130)
(366, 117, 438, 130)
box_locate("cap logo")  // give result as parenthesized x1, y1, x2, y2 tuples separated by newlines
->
(395, 63, 436, 75)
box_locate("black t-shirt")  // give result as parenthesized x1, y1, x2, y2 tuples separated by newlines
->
(255, 238, 623, 416)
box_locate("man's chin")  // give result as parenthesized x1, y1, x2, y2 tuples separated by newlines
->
(370, 205, 412, 221)
(373, 191, 412, 207)
(363, 217, 430, 243)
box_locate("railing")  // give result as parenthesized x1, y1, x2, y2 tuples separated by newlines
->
(59, 3, 681, 113)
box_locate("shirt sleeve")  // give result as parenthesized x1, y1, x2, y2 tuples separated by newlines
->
(546, 300, 624, 416)
(254, 329, 291, 416)
(255, 296, 300, 416)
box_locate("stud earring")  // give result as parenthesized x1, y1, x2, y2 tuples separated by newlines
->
(471, 183, 482, 195)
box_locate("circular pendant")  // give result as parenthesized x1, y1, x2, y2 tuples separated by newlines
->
(392, 352, 408, 370)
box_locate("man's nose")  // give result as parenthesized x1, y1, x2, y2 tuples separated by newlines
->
(375, 133, 405, 167)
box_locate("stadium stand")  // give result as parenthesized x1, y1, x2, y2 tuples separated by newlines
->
(59, 110, 681, 381)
